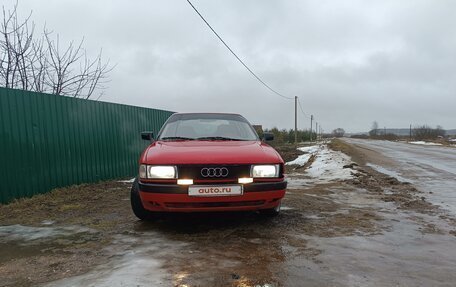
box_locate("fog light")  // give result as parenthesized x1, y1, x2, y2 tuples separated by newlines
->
(177, 179, 193, 185)
(238, 177, 253, 184)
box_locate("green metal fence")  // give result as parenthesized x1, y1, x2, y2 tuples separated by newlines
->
(0, 87, 174, 203)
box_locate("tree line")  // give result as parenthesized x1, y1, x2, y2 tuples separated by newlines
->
(360, 121, 447, 140)
(255, 127, 318, 144)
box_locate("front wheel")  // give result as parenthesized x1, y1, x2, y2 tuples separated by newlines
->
(259, 201, 281, 217)
(131, 178, 156, 220)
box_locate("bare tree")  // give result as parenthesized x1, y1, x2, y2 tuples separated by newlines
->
(0, 2, 111, 99)
(369, 121, 379, 137)
(413, 125, 445, 140)
(332, 128, 345, 138)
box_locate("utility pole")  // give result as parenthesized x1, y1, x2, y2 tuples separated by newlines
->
(310, 115, 313, 142)
(294, 96, 298, 147)
(315, 122, 318, 142)
(409, 124, 412, 140)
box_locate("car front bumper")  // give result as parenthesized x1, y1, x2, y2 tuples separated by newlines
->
(138, 181, 287, 212)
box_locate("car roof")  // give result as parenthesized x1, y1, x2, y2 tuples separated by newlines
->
(166, 112, 250, 123)
(172, 112, 242, 116)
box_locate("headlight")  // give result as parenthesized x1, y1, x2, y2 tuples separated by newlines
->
(251, 164, 279, 178)
(139, 165, 177, 179)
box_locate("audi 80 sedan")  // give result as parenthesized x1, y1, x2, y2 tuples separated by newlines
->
(131, 113, 287, 220)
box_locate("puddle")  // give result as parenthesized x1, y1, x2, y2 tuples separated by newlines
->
(366, 163, 408, 182)
(286, 176, 313, 189)
(44, 232, 184, 287)
(299, 212, 456, 286)
(45, 252, 166, 287)
(0, 224, 100, 265)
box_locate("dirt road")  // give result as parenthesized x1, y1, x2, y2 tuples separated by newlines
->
(1, 140, 456, 286)
(345, 138, 456, 215)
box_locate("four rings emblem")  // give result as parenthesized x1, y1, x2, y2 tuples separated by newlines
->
(201, 167, 229, 178)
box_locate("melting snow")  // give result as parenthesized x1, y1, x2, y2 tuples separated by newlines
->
(286, 153, 313, 166)
(305, 145, 356, 182)
(280, 206, 294, 211)
(117, 178, 135, 183)
(0, 225, 96, 242)
(409, 141, 442, 146)
(286, 144, 356, 183)
(298, 145, 321, 153)
(286, 145, 321, 166)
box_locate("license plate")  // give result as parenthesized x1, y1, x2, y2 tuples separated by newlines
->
(188, 185, 243, 197)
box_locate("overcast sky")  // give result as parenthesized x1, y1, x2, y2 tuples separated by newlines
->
(9, 0, 456, 133)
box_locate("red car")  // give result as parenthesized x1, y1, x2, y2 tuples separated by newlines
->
(130, 113, 287, 220)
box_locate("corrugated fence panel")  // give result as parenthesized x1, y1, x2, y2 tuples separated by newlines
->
(0, 87, 174, 203)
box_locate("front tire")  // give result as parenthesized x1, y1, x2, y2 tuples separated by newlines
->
(131, 178, 156, 220)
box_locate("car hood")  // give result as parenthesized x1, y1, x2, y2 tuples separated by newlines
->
(141, 141, 283, 165)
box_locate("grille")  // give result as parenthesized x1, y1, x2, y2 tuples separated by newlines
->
(177, 165, 250, 181)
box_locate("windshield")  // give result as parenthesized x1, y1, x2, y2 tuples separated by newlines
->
(158, 114, 259, 141)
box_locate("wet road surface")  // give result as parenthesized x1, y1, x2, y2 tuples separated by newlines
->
(345, 139, 456, 215)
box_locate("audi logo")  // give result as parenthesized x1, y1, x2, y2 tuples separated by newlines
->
(201, 167, 229, 178)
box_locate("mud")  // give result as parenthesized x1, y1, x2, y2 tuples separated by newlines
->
(1, 140, 456, 286)
(0, 181, 136, 286)
(332, 139, 438, 214)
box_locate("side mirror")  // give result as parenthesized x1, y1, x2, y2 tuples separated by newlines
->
(141, 131, 154, 142)
(262, 133, 274, 141)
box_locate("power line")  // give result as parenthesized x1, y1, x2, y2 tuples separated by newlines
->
(185, 0, 293, 100)
(297, 97, 311, 119)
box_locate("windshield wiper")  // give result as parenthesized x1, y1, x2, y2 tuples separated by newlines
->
(196, 136, 244, 141)
(160, 136, 195, 141)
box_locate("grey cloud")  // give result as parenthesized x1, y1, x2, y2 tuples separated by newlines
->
(10, 0, 456, 133)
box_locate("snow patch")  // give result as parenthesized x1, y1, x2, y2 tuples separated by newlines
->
(298, 145, 320, 153)
(0, 224, 96, 242)
(305, 146, 356, 182)
(280, 206, 294, 211)
(286, 145, 320, 166)
(117, 178, 135, 183)
(287, 144, 356, 183)
(409, 141, 442, 146)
